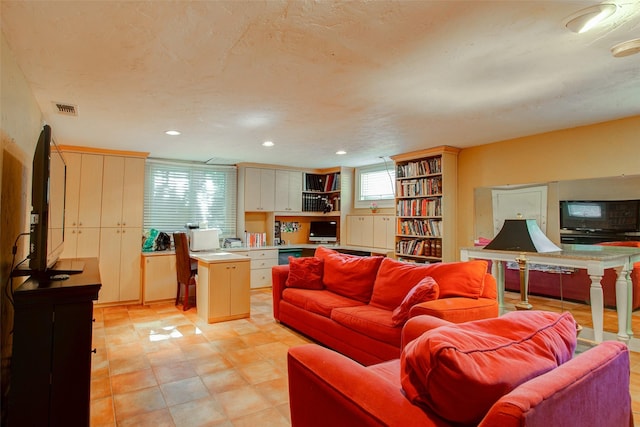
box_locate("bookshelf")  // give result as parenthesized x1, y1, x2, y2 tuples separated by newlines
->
(391, 146, 459, 263)
(302, 171, 341, 213)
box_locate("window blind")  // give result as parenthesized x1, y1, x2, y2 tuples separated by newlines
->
(143, 159, 237, 237)
(360, 169, 395, 201)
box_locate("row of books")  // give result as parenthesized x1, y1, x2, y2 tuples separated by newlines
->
(244, 232, 267, 247)
(396, 198, 442, 217)
(396, 238, 442, 258)
(305, 172, 340, 192)
(302, 194, 340, 212)
(396, 157, 442, 178)
(397, 219, 442, 237)
(396, 176, 443, 197)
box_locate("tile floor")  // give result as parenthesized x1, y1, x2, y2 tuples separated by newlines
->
(90, 289, 640, 426)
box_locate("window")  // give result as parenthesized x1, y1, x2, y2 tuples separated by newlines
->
(143, 159, 237, 237)
(354, 163, 396, 209)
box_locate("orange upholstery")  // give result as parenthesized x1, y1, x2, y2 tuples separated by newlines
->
(287, 318, 632, 427)
(272, 251, 499, 365)
(173, 232, 197, 311)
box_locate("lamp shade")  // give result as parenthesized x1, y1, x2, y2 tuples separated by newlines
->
(484, 219, 561, 253)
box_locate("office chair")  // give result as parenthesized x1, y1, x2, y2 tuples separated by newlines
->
(173, 232, 198, 310)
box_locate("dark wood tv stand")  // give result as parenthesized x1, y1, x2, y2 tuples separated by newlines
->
(8, 258, 101, 427)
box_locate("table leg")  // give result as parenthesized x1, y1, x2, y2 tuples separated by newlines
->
(614, 265, 630, 342)
(587, 265, 605, 343)
(492, 260, 505, 309)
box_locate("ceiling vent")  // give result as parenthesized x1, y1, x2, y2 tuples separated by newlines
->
(53, 102, 78, 116)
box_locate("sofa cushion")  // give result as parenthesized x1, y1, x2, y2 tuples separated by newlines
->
(322, 253, 384, 303)
(391, 277, 439, 327)
(331, 305, 401, 346)
(282, 288, 364, 318)
(314, 245, 342, 260)
(370, 258, 437, 311)
(400, 310, 577, 425)
(286, 256, 324, 290)
(423, 260, 488, 299)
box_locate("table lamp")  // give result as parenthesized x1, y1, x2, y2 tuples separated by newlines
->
(484, 218, 561, 309)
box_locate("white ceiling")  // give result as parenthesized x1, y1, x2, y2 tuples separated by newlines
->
(2, 1, 639, 169)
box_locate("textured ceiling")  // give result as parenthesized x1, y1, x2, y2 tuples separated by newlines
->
(2, 1, 640, 168)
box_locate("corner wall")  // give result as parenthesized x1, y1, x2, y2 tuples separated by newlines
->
(457, 115, 640, 253)
(0, 31, 43, 423)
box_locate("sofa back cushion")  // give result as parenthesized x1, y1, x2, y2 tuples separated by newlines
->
(322, 253, 384, 303)
(423, 260, 488, 299)
(371, 259, 489, 310)
(286, 256, 324, 290)
(370, 258, 437, 310)
(400, 310, 577, 425)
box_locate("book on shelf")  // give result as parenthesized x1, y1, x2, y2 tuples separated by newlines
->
(396, 157, 442, 178)
(244, 232, 267, 247)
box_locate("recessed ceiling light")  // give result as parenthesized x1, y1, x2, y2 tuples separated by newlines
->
(165, 130, 181, 136)
(262, 141, 275, 147)
(336, 150, 347, 155)
(611, 38, 640, 57)
(564, 3, 617, 34)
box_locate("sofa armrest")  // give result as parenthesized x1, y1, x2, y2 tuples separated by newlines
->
(287, 344, 442, 427)
(401, 315, 452, 350)
(409, 297, 499, 324)
(271, 265, 290, 320)
(480, 341, 632, 427)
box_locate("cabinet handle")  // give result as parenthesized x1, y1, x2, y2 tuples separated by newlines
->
(122, 229, 126, 234)
(91, 348, 97, 354)
(122, 222, 126, 226)
(78, 230, 82, 234)
(79, 222, 83, 226)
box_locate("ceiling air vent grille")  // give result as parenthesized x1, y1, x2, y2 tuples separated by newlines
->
(53, 102, 78, 116)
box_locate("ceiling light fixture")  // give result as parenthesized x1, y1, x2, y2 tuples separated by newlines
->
(165, 130, 181, 136)
(336, 150, 347, 155)
(611, 38, 640, 57)
(262, 141, 274, 147)
(564, 3, 617, 33)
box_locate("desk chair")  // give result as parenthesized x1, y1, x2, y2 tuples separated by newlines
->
(173, 232, 198, 311)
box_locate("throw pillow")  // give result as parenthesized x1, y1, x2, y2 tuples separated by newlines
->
(400, 310, 577, 425)
(391, 276, 439, 326)
(322, 253, 384, 303)
(370, 258, 437, 310)
(285, 257, 324, 290)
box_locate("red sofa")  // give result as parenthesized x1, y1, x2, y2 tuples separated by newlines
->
(272, 246, 499, 366)
(288, 311, 632, 427)
(505, 241, 640, 309)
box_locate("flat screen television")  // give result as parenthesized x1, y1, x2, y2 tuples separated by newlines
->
(309, 221, 338, 243)
(560, 200, 640, 232)
(28, 124, 67, 275)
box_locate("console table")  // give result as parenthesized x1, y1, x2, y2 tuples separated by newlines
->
(8, 258, 101, 427)
(461, 244, 640, 343)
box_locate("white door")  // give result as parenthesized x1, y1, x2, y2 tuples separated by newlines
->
(491, 185, 548, 235)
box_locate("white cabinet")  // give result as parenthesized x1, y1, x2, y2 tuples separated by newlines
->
(347, 215, 374, 247)
(141, 253, 177, 303)
(244, 168, 275, 211)
(98, 226, 142, 303)
(373, 216, 395, 250)
(196, 256, 251, 323)
(97, 156, 145, 304)
(101, 156, 145, 228)
(61, 152, 103, 258)
(248, 249, 278, 288)
(347, 215, 395, 249)
(275, 170, 302, 212)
